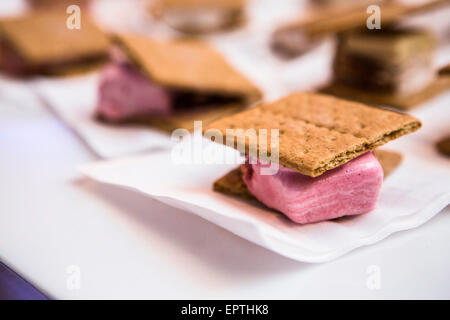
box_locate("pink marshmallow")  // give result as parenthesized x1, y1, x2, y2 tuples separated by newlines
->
(242, 152, 383, 224)
(96, 63, 172, 122)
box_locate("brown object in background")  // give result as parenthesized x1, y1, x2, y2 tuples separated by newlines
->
(205, 92, 420, 177)
(0, 11, 110, 76)
(271, 0, 450, 58)
(214, 149, 404, 200)
(436, 136, 450, 156)
(322, 76, 450, 110)
(439, 64, 450, 76)
(28, 0, 91, 9)
(152, 0, 247, 34)
(373, 149, 403, 177)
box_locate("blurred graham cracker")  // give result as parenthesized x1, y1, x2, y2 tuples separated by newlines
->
(214, 149, 403, 199)
(28, 0, 91, 9)
(321, 75, 450, 110)
(114, 33, 261, 104)
(160, 0, 246, 10)
(150, 0, 247, 33)
(0, 10, 110, 72)
(205, 92, 420, 177)
(44, 59, 108, 77)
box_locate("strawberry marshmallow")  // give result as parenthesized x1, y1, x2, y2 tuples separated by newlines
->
(242, 152, 384, 224)
(96, 63, 172, 122)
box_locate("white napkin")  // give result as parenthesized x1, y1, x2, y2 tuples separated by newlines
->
(30, 74, 172, 158)
(78, 94, 450, 263)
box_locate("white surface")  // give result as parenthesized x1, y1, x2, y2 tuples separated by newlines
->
(1, 77, 450, 299)
(1, 0, 450, 300)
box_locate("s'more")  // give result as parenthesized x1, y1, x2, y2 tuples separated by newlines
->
(207, 92, 420, 225)
(96, 33, 261, 132)
(324, 26, 450, 109)
(0, 11, 110, 76)
(334, 28, 436, 96)
(152, 0, 247, 34)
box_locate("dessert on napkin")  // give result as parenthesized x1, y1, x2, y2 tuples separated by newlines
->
(0, 11, 110, 76)
(206, 92, 421, 224)
(96, 33, 262, 132)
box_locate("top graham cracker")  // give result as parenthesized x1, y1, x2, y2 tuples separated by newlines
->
(0, 10, 110, 66)
(114, 33, 261, 103)
(205, 92, 421, 177)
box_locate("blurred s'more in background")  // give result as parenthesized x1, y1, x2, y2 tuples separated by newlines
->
(150, 0, 247, 34)
(27, 0, 91, 10)
(95, 33, 262, 132)
(322, 26, 450, 110)
(272, 0, 450, 58)
(0, 9, 110, 76)
(333, 28, 436, 96)
(272, 0, 450, 110)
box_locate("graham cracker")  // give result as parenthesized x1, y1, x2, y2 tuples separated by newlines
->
(321, 75, 450, 110)
(0, 10, 110, 71)
(45, 59, 108, 77)
(205, 92, 420, 177)
(214, 167, 255, 200)
(336, 28, 435, 64)
(113, 34, 261, 103)
(214, 149, 403, 200)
